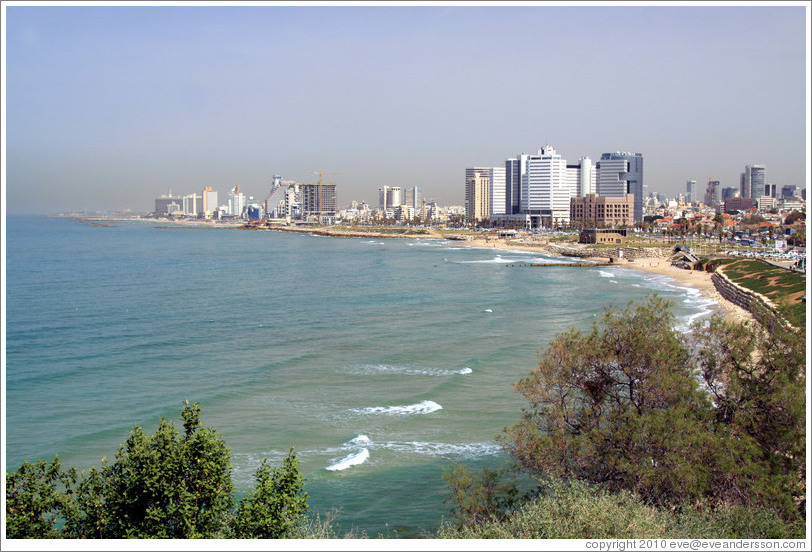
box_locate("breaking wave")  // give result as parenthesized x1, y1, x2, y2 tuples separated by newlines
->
(343, 364, 472, 377)
(325, 448, 370, 471)
(352, 400, 442, 416)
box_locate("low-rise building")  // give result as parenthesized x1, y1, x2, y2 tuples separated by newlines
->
(579, 228, 627, 244)
(570, 193, 634, 227)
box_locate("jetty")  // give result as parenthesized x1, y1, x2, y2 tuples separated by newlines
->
(506, 261, 615, 268)
(531, 261, 614, 267)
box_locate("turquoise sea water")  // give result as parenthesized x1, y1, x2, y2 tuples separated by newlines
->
(4, 216, 716, 536)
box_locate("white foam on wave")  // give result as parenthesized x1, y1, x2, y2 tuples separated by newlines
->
(456, 256, 512, 264)
(349, 434, 370, 444)
(343, 364, 472, 377)
(377, 440, 503, 458)
(484, 308, 493, 313)
(598, 270, 615, 278)
(325, 448, 370, 471)
(353, 400, 442, 416)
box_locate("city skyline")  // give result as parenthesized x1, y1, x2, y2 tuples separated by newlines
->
(3, 2, 809, 215)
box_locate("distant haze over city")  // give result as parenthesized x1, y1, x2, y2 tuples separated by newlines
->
(3, 2, 809, 215)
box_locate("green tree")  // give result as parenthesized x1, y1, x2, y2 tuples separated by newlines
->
(5, 457, 76, 539)
(499, 296, 805, 516)
(66, 400, 234, 538)
(441, 463, 519, 527)
(500, 296, 721, 505)
(692, 308, 806, 516)
(232, 449, 309, 538)
(6, 401, 312, 539)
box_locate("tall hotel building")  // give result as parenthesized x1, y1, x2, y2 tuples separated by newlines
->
(596, 152, 644, 222)
(521, 145, 572, 226)
(465, 167, 492, 223)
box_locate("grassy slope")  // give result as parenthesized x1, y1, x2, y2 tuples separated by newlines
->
(714, 258, 806, 328)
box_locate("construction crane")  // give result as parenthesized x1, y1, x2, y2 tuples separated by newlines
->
(311, 170, 350, 223)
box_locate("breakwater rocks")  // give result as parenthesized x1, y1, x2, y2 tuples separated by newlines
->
(711, 269, 793, 329)
(522, 242, 667, 261)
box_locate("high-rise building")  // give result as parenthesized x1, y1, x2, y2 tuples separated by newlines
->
(301, 183, 336, 221)
(521, 145, 573, 226)
(404, 187, 422, 210)
(202, 187, 218, 217)
(596, 152, 643, 221)
(686, 180, 697, 203)
(764, 183, 777, 198)
(721, 187, 739, 201)
(489, 167, 507, 217)
(154, 189, 183, 214)
(704, 180, 721, 211)
(505, 154, 528, 215)
(465, 167, 491, 223)
(183, 193, 202, 216)
(228, 184, 246, 217)
(566, 157, 596, 197)
(740, 165, 766, 199)
(265, 177, 289, 219)
(781, 185, 799, 199)
(379, 186, 403, 211)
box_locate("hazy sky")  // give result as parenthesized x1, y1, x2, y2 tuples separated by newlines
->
(3, 2, 809, 214)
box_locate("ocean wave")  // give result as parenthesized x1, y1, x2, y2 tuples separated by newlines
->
(342, 364, 472, 377)
(456, 255, 512, 264)
(376, 440, 502, 458)
(325, 448, 370, 471)
(352, 400, 442, 416)
(349, 434, 370, 444)
(598, 270, 616, 278)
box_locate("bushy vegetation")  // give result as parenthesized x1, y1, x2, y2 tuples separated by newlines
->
(438, 478, 803, 539)
(6, 401, 309, 539)
(443, 296, 806, 539)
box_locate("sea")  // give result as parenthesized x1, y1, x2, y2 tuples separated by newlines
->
(3, 216, 717, 537)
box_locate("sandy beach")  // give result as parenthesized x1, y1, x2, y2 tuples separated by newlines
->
(463, 236, 754, 325)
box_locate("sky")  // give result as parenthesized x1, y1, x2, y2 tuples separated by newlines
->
(2, 1, 809, 215)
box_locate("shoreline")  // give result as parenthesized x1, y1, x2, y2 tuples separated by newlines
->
(61, 217, 754, 324)
(463, 236, 754, 326)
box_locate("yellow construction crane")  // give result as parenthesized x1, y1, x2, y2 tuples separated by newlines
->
(311, 170, 350, 223)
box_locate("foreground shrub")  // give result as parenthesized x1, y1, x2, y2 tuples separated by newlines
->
(438, 479, 667, 539)
(437, 479, 805, 539)
(6, 401, 311, 539)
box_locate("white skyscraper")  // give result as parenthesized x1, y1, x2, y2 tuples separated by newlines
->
(566, 157, 596, 197)
(489, 166, 507, 216)
(521, 145, 573, 226)
(228, 184, 246, 217)
(379, 186, 403, 211)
